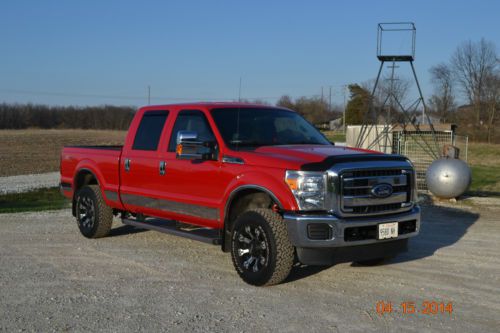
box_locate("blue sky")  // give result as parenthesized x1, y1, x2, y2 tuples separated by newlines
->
(0, 0, 499, 107)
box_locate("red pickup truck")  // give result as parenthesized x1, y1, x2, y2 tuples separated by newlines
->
(60, 103, 420, 286)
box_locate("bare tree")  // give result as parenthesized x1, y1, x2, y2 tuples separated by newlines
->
(276, 95, 295, 110)
(484, 73, 500, 143)
(362, 76, 412, 124)
(451, 38, 498, 126)
(238, 98, 270, 105)
(428, 63, 455, 122)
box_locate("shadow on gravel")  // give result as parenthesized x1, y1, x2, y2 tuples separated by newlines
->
(390, 204, 480, 263)
(108, 225, 149, 237)
(284, 264, 330, 283)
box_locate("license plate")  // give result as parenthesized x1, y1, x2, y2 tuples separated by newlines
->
(378, 222, 398, 240)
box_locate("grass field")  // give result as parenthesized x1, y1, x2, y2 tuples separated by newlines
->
(322, 130, 346, 143)
(467, 142, 500, 194)
(0, 129, 126, 177)
(0, 187, 69, 213)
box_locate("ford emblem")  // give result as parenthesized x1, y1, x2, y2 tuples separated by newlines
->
(371, 183, 393, 198)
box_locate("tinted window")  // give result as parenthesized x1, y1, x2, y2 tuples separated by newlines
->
(168, 110, 215, 151)
(132, 111, 169, 151)
(211, 108, 330, 150)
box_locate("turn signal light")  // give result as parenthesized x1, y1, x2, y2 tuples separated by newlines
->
(176, 144, 183, 155)
(285, 176, 299, 191)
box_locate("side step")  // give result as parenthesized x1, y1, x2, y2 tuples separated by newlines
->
(122, 218, 221, 245)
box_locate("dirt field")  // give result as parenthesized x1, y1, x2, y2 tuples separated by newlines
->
(0, 202, 499, 332)
(0, 130, 126, 176)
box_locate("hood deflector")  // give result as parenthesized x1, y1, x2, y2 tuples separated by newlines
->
(300, 154, 409, 171)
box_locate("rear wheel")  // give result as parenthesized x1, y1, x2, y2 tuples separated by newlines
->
(230, 208, 294, 286)
(75, 185, 113, 238)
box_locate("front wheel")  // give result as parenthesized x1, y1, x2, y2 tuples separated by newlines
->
(75, 185, 113, 238)
(230, 208, 294, 286)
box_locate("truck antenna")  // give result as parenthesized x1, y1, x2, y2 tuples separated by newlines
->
(238, 77, 242, 102)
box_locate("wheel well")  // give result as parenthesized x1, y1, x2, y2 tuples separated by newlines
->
(222, 189, 277, 252)
(72, 169, 99, 216)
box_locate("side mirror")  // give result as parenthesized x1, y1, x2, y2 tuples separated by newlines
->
(176, 130, 216, 160)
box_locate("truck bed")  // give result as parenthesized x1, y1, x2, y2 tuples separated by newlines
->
(60, 145, 124, 205)
(64, 145, 123, 151)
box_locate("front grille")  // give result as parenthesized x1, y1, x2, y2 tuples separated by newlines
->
(340, 168, 413, 216)
(351, 203, 402, 214)
(350, 169, 402, 177)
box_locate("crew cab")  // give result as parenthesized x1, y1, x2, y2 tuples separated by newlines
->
(60, 103, 420, 286)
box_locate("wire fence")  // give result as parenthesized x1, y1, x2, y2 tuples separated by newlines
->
(393, 131, 468, 190)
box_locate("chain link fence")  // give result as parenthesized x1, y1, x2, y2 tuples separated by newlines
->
(393, 131, 468, 190)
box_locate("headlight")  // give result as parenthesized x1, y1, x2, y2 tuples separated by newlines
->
(285, 170, 326, 210)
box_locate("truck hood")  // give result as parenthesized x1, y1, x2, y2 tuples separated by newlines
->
(236, 145, 406, 171)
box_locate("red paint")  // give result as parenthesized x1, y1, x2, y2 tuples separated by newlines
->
(60, 103, 380, 229)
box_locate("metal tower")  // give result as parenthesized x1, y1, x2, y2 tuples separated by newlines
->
(354, 22, 440, 159)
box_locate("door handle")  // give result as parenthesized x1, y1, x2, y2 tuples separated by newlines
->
(124, 158, 131, 172)
(159, 161, 166, 176)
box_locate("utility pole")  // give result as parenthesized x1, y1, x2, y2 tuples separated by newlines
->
(147, 85, 151, 105)
(328, 86, 332, 112)
(321, 86, 324, 103)
(343, 85, 347, 134)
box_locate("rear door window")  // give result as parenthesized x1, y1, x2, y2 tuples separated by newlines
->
(132, 110, 169, 151)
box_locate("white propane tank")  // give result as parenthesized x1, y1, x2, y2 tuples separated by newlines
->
(426, 158, 472, 199)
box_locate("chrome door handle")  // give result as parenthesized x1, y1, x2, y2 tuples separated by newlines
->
(159, 161, 166, 176)
(124, 158, 131, 172)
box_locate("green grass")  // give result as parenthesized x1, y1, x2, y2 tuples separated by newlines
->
(322, 130, 346, 143)
(469, 165, 500, 195)
(0, 187, 70, 214)
(466, 143, 500, 195)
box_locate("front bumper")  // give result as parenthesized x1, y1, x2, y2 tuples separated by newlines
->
(284, 206, 420, 265)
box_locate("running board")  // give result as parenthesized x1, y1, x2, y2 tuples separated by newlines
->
(122, 218, 221, 245)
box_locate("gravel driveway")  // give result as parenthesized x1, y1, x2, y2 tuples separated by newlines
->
(0, 204, 499, 332)
(0, 172, 59, 194)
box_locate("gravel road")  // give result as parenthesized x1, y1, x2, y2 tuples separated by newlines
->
(0, 172, 59, 194)
(1, 204, 499, 332)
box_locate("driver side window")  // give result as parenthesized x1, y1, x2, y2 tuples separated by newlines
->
(168, 110, 215, 152)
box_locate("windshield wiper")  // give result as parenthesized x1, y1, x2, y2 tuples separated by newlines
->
(230, 140, 272, 146)
(229, 140, 275, 150)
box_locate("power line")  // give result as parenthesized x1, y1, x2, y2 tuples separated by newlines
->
(0, 88, 337, 103)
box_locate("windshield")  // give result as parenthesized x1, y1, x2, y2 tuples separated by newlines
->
(211, 108, 331, 150)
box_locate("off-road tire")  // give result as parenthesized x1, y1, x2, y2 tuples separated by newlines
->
(230, 208, 294, 286)
(75, 185, 113, 238)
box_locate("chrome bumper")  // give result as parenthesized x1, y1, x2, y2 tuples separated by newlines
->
(284, 205, 420, 248)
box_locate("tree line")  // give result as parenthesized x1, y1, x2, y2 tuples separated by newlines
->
(0, 103, 135, 130)
(0, 98, 341, 131)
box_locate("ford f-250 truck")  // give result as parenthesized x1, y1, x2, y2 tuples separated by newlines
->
(60, 103, 420, 286)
